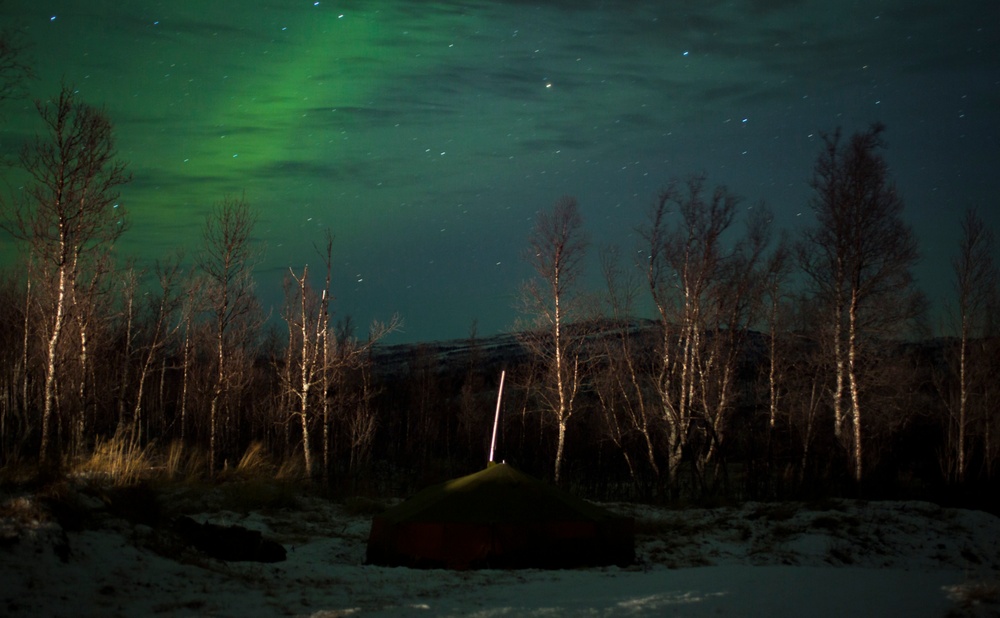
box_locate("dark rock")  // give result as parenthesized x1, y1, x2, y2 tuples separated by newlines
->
(173, 516, 286, 563)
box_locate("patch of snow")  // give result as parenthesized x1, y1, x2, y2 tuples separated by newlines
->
(1, 488, 998, 617)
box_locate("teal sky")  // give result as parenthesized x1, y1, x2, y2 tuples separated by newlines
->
(1, 0, 997, 343)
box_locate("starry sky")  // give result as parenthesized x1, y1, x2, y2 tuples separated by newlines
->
(0, 0, 997, 343)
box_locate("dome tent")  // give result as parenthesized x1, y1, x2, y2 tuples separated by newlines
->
(365, 463, 635, 569)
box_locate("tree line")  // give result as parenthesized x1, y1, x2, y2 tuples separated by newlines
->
(513, 125, 998, 501)
(0, 57, 997, 503)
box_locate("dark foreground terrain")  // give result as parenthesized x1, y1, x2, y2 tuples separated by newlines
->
(1, 478, 999, 617)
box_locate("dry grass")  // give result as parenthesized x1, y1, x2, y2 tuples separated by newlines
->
(4, 439, 325, 523)
(3, 437, 315, 491)
(275, 455, 306, 481)
(946, 578, 1000, 616)
(234, 442, 273, 477)
(195, 443, 308, 513)
(161, 441, 205, 482)
(0, 494, 48, 533)
(76, 428, 155, 487)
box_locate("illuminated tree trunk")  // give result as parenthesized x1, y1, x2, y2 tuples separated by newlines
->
(832, 300, 845, 440)
(947, 208, 997, 483)
(179, 315, 192, 444)
(847, 291, 863, 482)
(521, 196, 587, 484)
(2, 87, 130, 462)
(642, 175, 763, 494)
(282, 233, 335, 478)
(76, 308, 88, 455)
(798, 123, 923, 483)
(295, 266, 315, 477)
(40, 259, 69, 462)
(321, 330, 331, 477)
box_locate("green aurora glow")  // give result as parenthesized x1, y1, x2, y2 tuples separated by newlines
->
(1, 0, 997, 342)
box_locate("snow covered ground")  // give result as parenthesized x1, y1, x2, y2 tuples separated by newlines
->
(2, 481, 999, 617)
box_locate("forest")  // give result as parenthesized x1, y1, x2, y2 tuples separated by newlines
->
(1, 69, 998, 508)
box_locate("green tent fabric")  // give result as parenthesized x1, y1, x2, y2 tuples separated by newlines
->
(365, 463, 635, 569)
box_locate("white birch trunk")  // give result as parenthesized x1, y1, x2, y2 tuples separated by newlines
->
(40, 263, 68, 462)
(847, 292, 863, 482)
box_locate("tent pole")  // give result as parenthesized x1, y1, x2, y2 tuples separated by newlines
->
(488, 369, 506, 464)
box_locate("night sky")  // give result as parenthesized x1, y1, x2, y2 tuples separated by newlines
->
(1, 0, 997, 343)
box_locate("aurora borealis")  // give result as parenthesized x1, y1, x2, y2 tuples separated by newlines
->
(1, 0, 997, 343)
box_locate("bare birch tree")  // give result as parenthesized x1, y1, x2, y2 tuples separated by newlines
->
(339, 317, 401, 476)
(762, 234, 792, 432)
(198, 195, 262, 473)
(695, 203, 773, 487)
(594, 244, 660, 491)
(944, 207, 998, 483)
(130, 255, 185, 438)
(280, 231, 400, 478)
(177, 274, 204, 445)
(281, 233, 334, 477)
(0, 86, 129, 461)
(642, 175, 747, 493)
(520, 196, 589, 483)
(797, 123, 924, 482)
(69, 250, 116, 454)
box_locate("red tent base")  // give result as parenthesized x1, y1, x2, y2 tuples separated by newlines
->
(366, 464, 635, 570)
